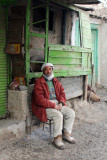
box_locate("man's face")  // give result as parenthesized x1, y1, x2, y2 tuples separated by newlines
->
(43, 66, 53, 77)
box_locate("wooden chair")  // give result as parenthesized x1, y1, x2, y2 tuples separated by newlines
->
(27, 84, 53, 140)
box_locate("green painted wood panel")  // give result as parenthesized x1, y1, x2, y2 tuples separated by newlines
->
(48, 44, 92, 77)
(0, 6, 7, 117)
(49, 50, 82, 58)
(49, 50, 82, 65)
(79, 11, 92, 49)
(48, 57, 82, 65)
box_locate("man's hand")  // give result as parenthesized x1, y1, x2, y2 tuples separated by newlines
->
(54, 103, 62, 111)
(58, 103, 62, 109)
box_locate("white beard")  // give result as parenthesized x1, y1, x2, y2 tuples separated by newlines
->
(43, 73, 54, 81)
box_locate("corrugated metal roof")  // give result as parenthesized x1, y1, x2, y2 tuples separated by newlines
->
(89, 8, 107, 19)
(0, 0, 101, 6)
(74, 3, 107, 19)
(61, 0, 101, 4)
(74, 4, 94, 11)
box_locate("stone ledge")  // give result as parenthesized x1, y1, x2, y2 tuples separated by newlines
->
(0, 119, 26, 143)
(8, 90, 30, 120)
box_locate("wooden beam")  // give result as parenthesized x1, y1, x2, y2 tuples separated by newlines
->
(83, 75, 88, 100)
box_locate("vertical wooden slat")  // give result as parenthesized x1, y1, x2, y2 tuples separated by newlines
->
(25, 0, 31, 86)
(83, 75, 88, 100)
(79, 10, 92, 49)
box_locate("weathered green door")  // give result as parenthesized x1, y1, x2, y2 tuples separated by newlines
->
(0, 6, 8, 117)
(91, 28, 98, 85)
(75, 20, 80, 47)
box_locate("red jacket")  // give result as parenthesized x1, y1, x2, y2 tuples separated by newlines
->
(32, 76, 66, 122)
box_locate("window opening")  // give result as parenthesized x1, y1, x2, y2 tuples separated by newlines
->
(32, 7, 54, 31)
(49, 10, 54, 31)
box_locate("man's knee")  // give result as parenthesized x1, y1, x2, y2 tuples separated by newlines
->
(55, 111, 63, 121)
(51, 109, 63, 121)
(67, 108, 75, 119)
(47, 108, 63, 121)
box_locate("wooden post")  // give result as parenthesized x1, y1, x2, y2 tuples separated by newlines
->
(83, 75, 88, 100)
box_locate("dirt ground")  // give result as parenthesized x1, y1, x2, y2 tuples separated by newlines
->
(0, 88, 107, 160)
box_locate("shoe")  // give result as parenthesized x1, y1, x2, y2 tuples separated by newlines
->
(63, 132, 76, 144)
(54, 135, 65, 149)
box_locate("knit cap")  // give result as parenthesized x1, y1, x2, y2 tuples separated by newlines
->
(41, 63, 54, 71)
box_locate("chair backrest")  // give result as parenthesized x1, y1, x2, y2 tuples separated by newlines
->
(28, 84, 35, 95)
(27, 84, 42, 124)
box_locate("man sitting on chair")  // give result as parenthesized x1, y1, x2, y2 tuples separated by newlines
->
(32, 63, 76, 149)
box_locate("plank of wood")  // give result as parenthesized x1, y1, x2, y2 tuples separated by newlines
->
(60, 76, 83, 100)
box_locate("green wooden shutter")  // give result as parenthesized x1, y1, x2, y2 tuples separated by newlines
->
(79, 10, 92, 49)
(0, 6, 8, 117)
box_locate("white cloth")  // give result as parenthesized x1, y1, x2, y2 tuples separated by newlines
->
(41, 63, 54, 71)
(46, 100, 75, 137)
(43, 73, 54, 81)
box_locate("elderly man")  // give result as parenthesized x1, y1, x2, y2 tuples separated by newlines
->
(32, 63, 75, 149)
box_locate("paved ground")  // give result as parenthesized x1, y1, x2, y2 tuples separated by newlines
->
(0, 88, 107, 160)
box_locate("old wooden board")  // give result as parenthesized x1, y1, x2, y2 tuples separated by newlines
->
(60, 76, 83, 100)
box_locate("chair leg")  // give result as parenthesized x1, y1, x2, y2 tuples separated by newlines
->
(43, 122, 45, 130)
(49, 120, 52, 140)
(42, 120, 53, 141)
